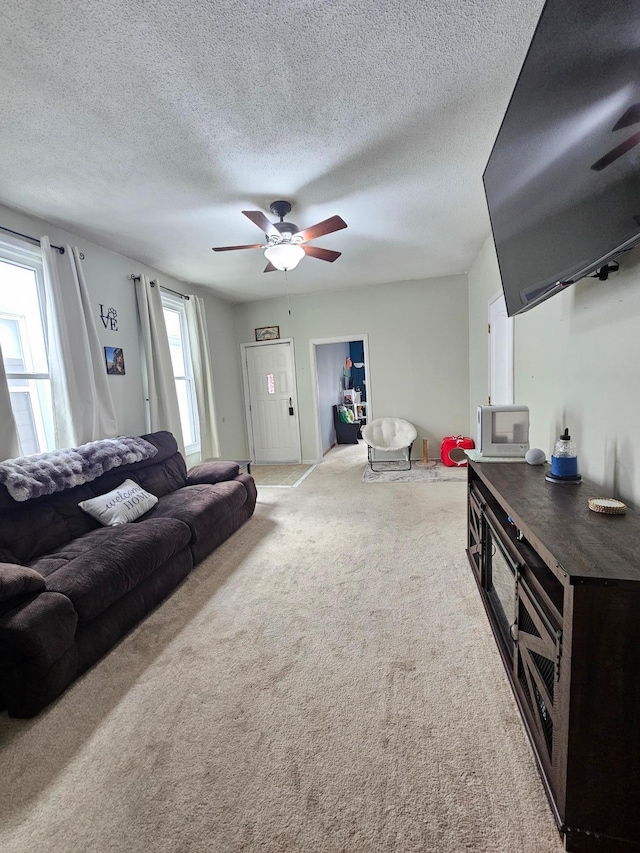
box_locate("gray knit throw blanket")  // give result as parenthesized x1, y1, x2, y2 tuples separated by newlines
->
(0, 436, 158, 502)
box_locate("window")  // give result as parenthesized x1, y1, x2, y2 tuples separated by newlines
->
(0, 243, 54, 455)
(161, 292, 199, 455)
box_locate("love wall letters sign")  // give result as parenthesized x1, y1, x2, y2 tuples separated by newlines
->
(100, 305, 118, 331)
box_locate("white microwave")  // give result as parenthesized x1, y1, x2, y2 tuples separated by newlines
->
(477, 405, 529, 457)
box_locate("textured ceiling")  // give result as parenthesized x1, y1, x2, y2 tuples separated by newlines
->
(0, 0, 545, 302)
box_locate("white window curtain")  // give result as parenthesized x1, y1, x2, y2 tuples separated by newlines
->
(0, 341, 21, 461)
(134, 275, 185, 455)
(41, 237, 118, 448)
(185, 295, 220, 460)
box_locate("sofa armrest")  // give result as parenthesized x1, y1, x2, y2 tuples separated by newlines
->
(0, 590, 77, 668)
(186, 461, 240, 485)
(0, 563, 45, 604)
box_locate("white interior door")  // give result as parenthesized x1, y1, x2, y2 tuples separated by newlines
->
(488, 291, 514, 405)
(243, 340, 301, 463)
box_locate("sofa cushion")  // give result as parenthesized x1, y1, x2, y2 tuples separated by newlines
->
(96, 454, 187, 498)
(0, 433, 187, 566)
(78, 479, 158, 526)
(0, 590, 78, 668)
(0, 436, 159, 503)
(30, 518, 192, 624)
(144, 482, 248, 560)
(92, 431, 187, 498)
(0, 483, 102, 565)
(186, 461, 239, 485)
(0, 504, 63, 565)
(0, 564, 46, 602)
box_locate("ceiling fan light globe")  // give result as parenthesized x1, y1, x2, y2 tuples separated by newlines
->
(264, 243, 305, 271)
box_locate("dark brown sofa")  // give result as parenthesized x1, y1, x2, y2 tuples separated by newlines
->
(0, 431, 257, 718)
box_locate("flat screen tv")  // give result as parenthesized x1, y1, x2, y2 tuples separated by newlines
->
(483, 0, 640, 317)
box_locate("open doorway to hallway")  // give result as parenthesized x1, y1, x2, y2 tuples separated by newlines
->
(309, 335, 371, 462)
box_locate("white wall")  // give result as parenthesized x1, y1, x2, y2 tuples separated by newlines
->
(7, 191, 640, 500)
(234, 275, 469, 462)
(0, 202, 472, 469)
(316, 341, 350, 453)
(200, 294, 249, 462)
(0, 202, 248, 463)
(468, 236, 640, 507)
(468, 236, 497, 427)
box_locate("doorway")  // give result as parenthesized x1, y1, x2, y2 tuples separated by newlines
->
(488, 291, 514, 405)
(241, 339, 302, 464)
(310, 334, 371, 462)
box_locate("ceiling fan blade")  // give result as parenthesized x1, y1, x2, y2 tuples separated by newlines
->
(296, 215, 347, 243)
(212, 244, 264, 252)
(263, 261, 277, 273)
(304, 245, 341, 262)
(242, 210, 279, 237)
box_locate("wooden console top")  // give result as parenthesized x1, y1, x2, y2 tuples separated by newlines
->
(469, 460, 640, 585)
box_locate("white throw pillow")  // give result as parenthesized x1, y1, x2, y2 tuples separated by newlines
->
(78, 479, 158, 526)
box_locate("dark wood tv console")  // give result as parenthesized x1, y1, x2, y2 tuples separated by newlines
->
(466, 459, 640, 853)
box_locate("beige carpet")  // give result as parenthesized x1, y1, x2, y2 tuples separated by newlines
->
(250, 463, 315, 487)
(0, 443, 563, 853)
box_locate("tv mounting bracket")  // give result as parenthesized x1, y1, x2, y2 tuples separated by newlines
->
(591, 260, 620, 281)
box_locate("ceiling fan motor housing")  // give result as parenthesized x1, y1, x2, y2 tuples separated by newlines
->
(273, 221, 300, 241)
(268, 201, 299, 242)
(269, 200, 292, 219)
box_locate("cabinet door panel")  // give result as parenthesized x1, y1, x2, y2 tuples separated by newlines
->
(467, 489, 483, 583)
(515, 578, 562, 780)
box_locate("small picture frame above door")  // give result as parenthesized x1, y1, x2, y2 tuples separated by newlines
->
(255, 325, 280, 341)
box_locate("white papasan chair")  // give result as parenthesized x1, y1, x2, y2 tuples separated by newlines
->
(361, 417, 418, 471)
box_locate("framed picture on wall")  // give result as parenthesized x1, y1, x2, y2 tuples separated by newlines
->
(255, 326, 280, 341)
(105, 346, 126, 375)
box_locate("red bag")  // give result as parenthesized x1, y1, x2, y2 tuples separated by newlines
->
(440, 435, 475, 467)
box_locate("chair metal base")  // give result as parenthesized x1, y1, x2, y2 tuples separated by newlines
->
(367, 442, 414, 472)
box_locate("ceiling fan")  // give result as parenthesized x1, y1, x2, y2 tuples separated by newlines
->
(212, 200, 347, 272)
